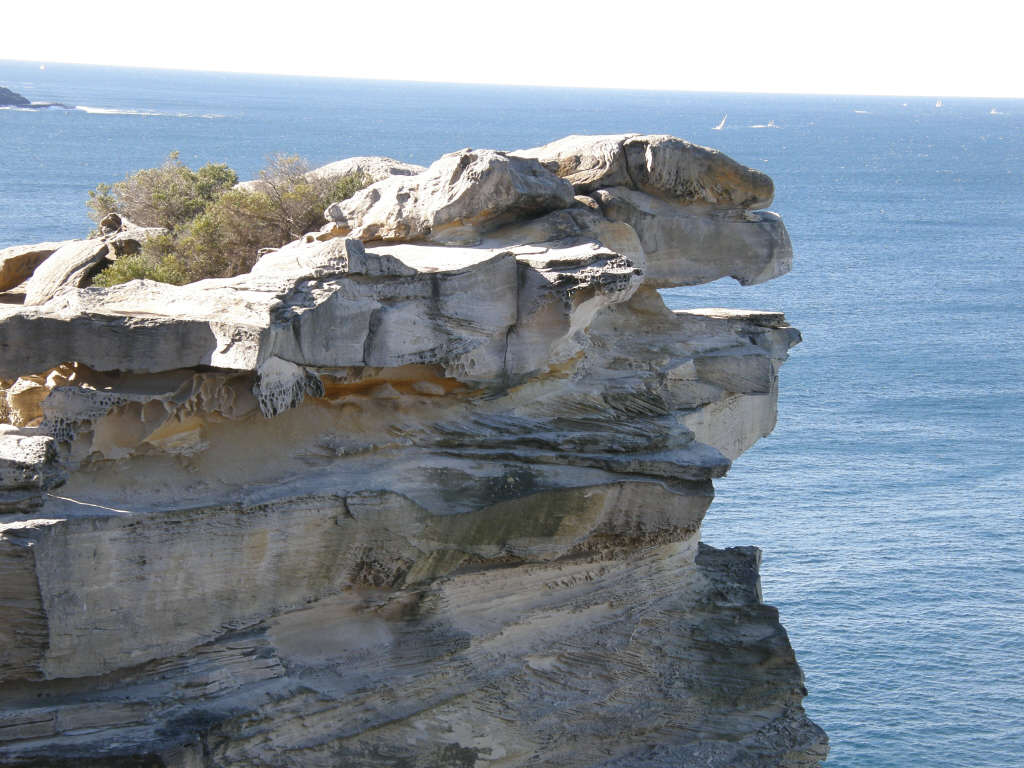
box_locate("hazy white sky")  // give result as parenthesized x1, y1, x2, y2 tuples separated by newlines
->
(3, 0, 1022, 97)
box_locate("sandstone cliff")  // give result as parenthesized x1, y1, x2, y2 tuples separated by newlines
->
(0, 134, 827, 767)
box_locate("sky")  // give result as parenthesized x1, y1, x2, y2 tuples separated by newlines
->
(2, 0, 1023, 98)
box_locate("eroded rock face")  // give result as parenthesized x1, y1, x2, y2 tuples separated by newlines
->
(0, 435, 67, 514)
(594, 187, 793, 287)
(0, 135, 826, 767)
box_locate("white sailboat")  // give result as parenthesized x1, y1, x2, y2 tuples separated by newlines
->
(936, 99, 942, 107)
(713, 115, 727, 130)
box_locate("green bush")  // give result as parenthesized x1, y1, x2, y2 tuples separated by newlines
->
(88, 151, 237, 230)
(91, 254, 187, 288)
(91, 232, 186, 288)
(88, 154, 370, 286)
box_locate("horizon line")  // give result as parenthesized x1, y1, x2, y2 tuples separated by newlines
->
(4, 58, 1024, 102)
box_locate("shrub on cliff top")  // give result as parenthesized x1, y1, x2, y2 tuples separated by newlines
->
(89, 154, 370, 287)
(87, 151, 238, 231)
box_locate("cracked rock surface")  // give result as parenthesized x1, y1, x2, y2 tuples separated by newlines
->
(0, 135, 825, 767)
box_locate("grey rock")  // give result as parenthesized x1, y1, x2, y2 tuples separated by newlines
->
(593, 186, 792, 287)
(0, 86, 31, 107)
(623, 134, 774, 209)
(324, 149, 576, 245)
(0, 537, 825, 766)
(22, 239, 110, 306)
(13, 226, 163, 306)
(0, 435, 67, 513)
(514, 133, 774, 208)
(0, 236, 640, 384)
(98, 212, 125, 235)
(0, 87, 73, 110)
(105, 225, 168, 256)
(512, 133, 635, 192)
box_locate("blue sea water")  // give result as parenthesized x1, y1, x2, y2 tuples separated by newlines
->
(2, 61, 1022, 767)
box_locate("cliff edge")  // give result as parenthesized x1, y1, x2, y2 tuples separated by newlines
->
(0, 134, 827, 767)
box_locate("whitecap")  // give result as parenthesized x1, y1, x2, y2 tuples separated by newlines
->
(1, 104, 69, 112)
(75, 106, 162, 116)
(70, 106, 225, 118)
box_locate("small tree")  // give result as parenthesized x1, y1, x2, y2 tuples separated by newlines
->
(90, 154, 370, 287)
(87, 151, 237, 230)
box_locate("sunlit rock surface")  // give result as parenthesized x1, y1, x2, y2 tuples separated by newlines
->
(0, 135, 826, 767)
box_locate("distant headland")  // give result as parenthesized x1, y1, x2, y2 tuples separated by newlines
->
(0, 85, 73, 110)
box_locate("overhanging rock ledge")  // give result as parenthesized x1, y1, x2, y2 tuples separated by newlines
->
(0, 135, 826, 767)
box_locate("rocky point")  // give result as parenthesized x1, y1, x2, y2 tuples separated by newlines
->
(0, 134, 826, 767)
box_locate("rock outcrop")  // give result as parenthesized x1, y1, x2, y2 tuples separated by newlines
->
(0, 87, 31, 107)
(0, 135, 826, 767)
(0, 242, 72, 293)
(7, 215, 168, 306)
(512, 134, 775, 208)
(324, 150, 577, 245)
(0, 86, 73, 110)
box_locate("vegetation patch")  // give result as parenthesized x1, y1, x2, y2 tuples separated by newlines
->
(89, 152, 369, 286)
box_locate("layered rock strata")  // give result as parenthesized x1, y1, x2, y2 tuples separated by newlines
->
(0, 135, 826, 767)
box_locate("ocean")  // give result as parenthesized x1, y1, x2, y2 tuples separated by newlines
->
(2, 60, 1022, 767)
